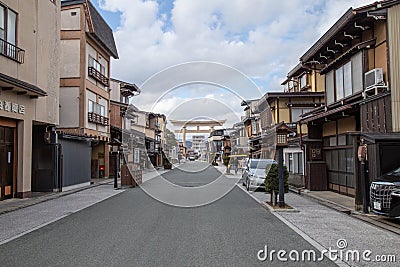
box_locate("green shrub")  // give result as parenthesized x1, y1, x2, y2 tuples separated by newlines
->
(265, 163, 289, 205)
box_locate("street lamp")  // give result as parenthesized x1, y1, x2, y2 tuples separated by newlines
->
(276, 124, 289, 208)
(110, 141, 120, 189)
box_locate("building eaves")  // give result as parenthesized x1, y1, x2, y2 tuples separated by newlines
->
(0, 73, 47, 97)
(265, 91, 325, 100)
(61, 0, 86, 7)
(300, 0, 400, 64)
(62, 1, 119, 59)
(87, 1, 119, 59)
(287, 63, 304, 78)
(300, 8, 355, 63)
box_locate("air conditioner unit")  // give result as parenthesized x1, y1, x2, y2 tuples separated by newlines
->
(364, 68, 383, 89)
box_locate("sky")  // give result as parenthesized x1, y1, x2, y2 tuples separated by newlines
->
(91, 0, 374, 134)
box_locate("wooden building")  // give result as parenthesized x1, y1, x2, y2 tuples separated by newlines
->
(299, 0, 400, 209)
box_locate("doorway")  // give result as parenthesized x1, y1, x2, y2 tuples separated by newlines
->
(0, 126, 15, 199)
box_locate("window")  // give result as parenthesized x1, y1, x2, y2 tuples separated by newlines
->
(285, 152, 304, 175)
(88, 55, 105, 75)
(0, 5, 19, 60)
(88, 100, 93, 112)
(291, 108, 313, 122)
(343, 62, 352, 97)
(300, 73, 308, 89)
(88, 100, 105, 116)
(0, 6, 16, 45)
(335, 67, 344, 100)
(0, 6, 4, 41)
(351, 52, 363, 93)
(326, 71, 335, 105)
(328, 55, 361, 105)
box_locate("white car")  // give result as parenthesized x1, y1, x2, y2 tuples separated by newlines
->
(242, 159, 276, 191)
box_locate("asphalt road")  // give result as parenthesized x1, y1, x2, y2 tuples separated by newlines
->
(0, 162, 335, 266)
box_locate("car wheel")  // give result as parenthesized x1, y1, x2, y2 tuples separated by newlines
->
(242, 176, 246, 186)
(246, 180, 250, 191)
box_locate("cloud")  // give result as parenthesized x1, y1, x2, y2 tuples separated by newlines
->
(98, 0, 374, 125)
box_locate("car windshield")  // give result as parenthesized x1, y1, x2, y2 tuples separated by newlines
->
(389, 166, 400, 176)
(249, 160, 274, 169)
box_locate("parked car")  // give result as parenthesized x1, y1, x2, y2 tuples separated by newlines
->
(242, 159, 277, 191)
(188, 155, 196, 161)
(370, 166, 400, 218)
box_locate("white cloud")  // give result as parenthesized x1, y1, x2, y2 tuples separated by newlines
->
(98, 0, 374, 125)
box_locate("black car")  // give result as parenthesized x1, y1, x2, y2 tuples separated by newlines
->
(370, 166, 400, 218)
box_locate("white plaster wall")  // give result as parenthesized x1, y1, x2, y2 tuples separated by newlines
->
(59, 87, 79, 127)
(61, 8, 81, 30)
(60, 39, 80, 78)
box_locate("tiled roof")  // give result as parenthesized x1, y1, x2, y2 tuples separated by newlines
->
(61, 0, 118, 59)
(88, 1, 119, 59)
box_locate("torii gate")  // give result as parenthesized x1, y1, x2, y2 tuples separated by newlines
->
(169, 119, 226, 147)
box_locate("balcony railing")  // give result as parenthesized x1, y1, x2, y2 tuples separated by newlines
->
(88, 67, 109, 87)
(88, 112, 109, 126)
(0, 39, 25, 63)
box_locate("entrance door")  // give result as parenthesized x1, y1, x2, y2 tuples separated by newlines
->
(0, 126, 14, 199)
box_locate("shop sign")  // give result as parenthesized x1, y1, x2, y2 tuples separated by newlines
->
(0, 100, 25, 114)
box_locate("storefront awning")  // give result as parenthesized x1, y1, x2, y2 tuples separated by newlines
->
(0, 73, 47, 97)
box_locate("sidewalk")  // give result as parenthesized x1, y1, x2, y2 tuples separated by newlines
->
(0, 178, 113, 215)
(292, 187, 400, 236)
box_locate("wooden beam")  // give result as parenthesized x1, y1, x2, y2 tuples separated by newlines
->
(17, 91, 27, 95)
(1, 87, 13, 91)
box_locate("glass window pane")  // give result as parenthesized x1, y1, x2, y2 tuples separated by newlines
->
(335, 67, 344, 100)
(338, 135, 346, 146)
(299, 153, 304, 174)
(0, 6, 4, 39)
(338, 149, 346, 170)
(88, 100, 93, 112)
(351, 52, 363, 93)
(329, 136, 337, 146)
(325, 151, 332, 170)
(326, 71, 335, 105)
(343, 62, 352, 97)
(300, 74, 307, 89)
(346, 148, 354, 173)
(291, 108, 303, 122)
(323, 137, 330, 147)
(100, 105, 105, 116)
(332, 150, 338, 171)
(338, 173, 346, 186)
(346, 174, 355, 188)
(329, 172, 338, 185)
(7, 10, 16, 45)
(88, 56, 94, 67)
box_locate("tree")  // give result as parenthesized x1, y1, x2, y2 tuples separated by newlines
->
(223, 156, 230, 174)
(165, 128, 178, 148)
(265, 164, 289, 205)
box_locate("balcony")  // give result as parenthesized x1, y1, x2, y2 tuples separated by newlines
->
(0, 39, 25, 63)
(88, 112, 109, 126)
(88, 67, 109, 87)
